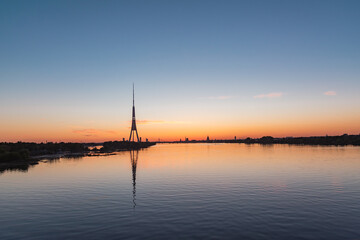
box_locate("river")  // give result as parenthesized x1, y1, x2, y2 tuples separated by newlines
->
(0, 143, 359, 239)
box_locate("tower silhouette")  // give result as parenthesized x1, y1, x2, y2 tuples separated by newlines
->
(129, 83, 140, 142)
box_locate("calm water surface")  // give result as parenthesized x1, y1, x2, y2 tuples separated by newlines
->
(0, 144, 359, 239)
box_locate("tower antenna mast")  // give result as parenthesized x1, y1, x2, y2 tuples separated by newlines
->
(129, 83, 140, 142)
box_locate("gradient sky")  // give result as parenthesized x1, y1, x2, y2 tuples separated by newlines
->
(1, 0, 360, 142)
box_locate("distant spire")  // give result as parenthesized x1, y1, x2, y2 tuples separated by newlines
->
(133, 83, 135, 106)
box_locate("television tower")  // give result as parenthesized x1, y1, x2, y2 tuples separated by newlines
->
(129, 83, 140, 142)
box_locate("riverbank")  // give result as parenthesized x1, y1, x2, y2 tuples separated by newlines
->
(161, 134, 360, 146)
(0, 141, 157, 174)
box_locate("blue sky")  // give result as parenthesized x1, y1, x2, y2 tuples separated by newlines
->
(1, 0, 360, 141)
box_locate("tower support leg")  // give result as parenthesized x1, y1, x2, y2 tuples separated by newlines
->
(136, 130, 140, 142)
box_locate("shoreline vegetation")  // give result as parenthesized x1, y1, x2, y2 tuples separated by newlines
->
(0, 134, 359, 173)
(0, 141, 156, 174)
(165, 134, 360, 146)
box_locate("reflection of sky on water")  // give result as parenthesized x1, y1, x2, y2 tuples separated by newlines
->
(0, 144, 359, 239)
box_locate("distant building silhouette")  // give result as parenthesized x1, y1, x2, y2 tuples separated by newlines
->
(206, 136, 210, 141)
(129, 84, 140, 142)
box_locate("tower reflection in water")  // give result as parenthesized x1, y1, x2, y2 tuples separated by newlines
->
(130, 150, 139, 208)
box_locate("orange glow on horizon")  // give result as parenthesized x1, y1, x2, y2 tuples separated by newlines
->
(1, 115, 359, 143)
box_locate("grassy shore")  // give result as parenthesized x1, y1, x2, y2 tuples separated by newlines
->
(0, 141, 156, 174)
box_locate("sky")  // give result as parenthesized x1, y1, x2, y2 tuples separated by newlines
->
(1, 0, 360, 142)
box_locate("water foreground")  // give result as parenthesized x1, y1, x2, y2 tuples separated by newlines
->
(0, 143, 359, 239)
